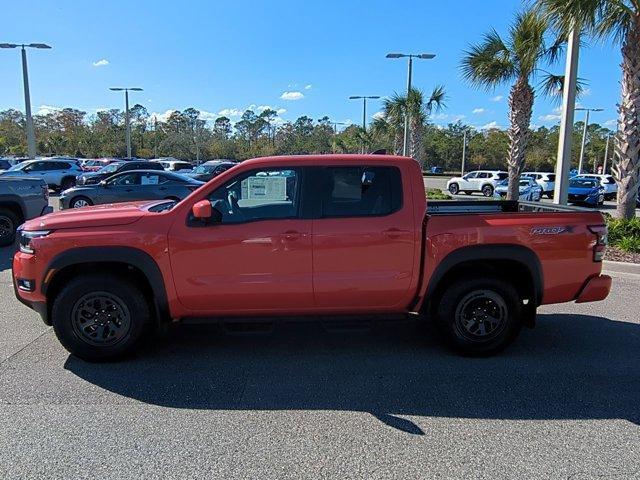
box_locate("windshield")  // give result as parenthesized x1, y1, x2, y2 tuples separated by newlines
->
(193, 164, 217, 174)
(97, 162, 122, 174)
(570, 179, 598, 188)
(7, 163, 27, 171)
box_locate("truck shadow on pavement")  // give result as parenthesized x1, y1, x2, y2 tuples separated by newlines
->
(64, 314, 640, 434)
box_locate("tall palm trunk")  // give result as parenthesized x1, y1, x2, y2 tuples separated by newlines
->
(506, 77, 534, 200)
(393, 128, 403, 156)
(613, 15, 640, 219)
(410, 119, 423, 166)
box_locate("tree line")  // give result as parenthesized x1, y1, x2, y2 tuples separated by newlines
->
(0, 105, 613, 174)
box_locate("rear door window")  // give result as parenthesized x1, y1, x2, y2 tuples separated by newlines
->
(319, 166, 402, 218)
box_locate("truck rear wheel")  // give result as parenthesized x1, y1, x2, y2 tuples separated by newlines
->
(434, 277, 522, 355)
(51, 274, 151, 362)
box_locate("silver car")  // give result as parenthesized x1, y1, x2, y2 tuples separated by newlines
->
(59, 170, 204, 209)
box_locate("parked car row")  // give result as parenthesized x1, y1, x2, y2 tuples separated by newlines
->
(446, 169, 619, 208)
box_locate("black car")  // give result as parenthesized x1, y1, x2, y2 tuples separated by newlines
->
(77, 160, 164, 185)
(185, 160, 237, 182)
(60, 170, 204, 209)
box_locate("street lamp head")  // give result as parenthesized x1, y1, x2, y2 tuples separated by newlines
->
(0, 43, 19, 48)
(369, 96, 381, 99)
(109, 87, 124, 91)
(28, 43, 51, 49)
(418, 53, 436, 59)
(349, 96, 363, 99)
(129, 87, 143, 91)
(386, 53, 405, 58)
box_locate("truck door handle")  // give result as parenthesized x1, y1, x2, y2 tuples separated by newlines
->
(382, 228, 410, 239)
(281, 230, 301, 241)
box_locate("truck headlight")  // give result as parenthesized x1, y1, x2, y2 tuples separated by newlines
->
(19, 230, 51, 254)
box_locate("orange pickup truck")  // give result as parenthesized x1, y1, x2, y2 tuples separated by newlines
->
(13, 154, 611, 361)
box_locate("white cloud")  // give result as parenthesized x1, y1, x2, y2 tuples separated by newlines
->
(256, 105, 287, 115)
(481, 121, 501, 130)
(539, 113, 561, 122)
(150, 110, 177, 122)
(92, 59, 109, 67)
(36, 104, 62, 115)
(490, 95, 503, 102)
(304, 84, 312, 90)
(373, 111, 385, 120)
(217, 108, 244, 117)
(604, 119, 617, 127)
(432, 113, 466, 122)
(472, 108, 485, 114)
(280, 91, 304, 101)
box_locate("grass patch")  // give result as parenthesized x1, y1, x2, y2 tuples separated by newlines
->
(425, 188, 451, 200)
(607, 217, 640, 253)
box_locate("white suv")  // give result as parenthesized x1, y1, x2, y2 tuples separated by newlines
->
(0, 158, 83, 191)
(574, 174, 618, 200)
(522, 172, 556, 198)
(447, 170, 508, 197)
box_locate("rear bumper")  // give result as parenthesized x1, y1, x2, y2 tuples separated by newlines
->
(575, 275, 612, 303)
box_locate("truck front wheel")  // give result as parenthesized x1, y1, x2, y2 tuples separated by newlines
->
(434, 277, 522, 355)
(51, 274, 151, 362)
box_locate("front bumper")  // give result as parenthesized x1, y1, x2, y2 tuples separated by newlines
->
(575, 275, 612, 303)
(12, 251, 49, 324)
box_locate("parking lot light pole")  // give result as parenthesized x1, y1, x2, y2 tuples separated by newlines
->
(110, 87, 143, 159)
(386, 52, 435, 156)
(576, 107, 603, 174)
(349, 96, 380, 153)
(0, 43, 52, 158)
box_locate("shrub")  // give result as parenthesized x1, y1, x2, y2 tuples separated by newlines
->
(607, 217, 640, 253)
(425, 188, 451, 200)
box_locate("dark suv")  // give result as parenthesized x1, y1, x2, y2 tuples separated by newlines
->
(76, 160, 164, 185)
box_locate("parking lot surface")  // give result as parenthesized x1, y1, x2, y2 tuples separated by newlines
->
(0, 245, 639, 479)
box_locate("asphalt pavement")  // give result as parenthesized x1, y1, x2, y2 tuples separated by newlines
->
(0, 243, 639, 479)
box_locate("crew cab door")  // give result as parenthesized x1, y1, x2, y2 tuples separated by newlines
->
(310, 165, 416, 309)
(168, 167, 313, 313)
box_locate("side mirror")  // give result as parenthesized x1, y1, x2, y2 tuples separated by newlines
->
(192, 199, 212, 219)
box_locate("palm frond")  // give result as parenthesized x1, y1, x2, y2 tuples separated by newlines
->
(425, 85, 447, 115)
(538, 71, 587, 103)
(509, 9, 548, 77)
(461, 29, 516, 89)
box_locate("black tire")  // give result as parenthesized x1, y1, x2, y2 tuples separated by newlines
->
(0, 207, 20, 247)
(51, 274, 151, 362)
(69, 196, 93, 209)
(482, 184, 494, 197)
(433, 276, 523, 356)
(60, 177, 76, 191)
(448, 183, 459, 195)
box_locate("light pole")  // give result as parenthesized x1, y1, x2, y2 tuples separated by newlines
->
(0, 43, 52, 158)
(461, 130, 468, 176)
(603, 132, 612, 174)
(348, 95, 381, 130)
(576, 107, 603, 174)
(109, 87, 143, 158)
(349, 95, 380, 153)
(553, 27, 580, 205)
(386, 52, 435, 157)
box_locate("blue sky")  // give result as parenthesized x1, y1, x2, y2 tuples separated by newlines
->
(0, 0, 621, 131)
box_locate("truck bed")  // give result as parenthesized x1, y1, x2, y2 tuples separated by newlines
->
(426, 200, 592, 215)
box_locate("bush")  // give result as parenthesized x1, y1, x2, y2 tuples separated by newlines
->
(425, 188, 451, 200)
(607, 217, 640, 253)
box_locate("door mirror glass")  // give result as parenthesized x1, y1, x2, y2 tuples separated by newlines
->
(191, 200, 223, 225)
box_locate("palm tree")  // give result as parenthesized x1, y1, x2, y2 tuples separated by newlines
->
(381, 86, 446, 164)
(536, 0, 639, 219)
(461, 10, 560, 200)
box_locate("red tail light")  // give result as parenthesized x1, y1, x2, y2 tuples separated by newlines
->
(588, 225, 608, 262)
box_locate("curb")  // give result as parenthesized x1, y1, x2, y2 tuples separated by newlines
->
(602, 260, 640, 275)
